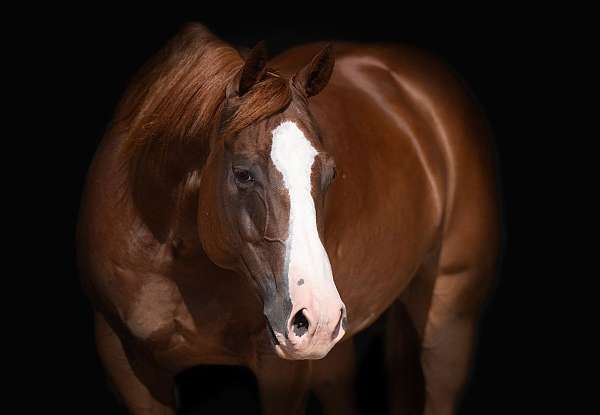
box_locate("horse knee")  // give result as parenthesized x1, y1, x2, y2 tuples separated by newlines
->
(421, 312, 477, 355)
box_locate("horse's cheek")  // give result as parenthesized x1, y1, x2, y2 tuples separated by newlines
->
(238, 193, 267, 242)
(197, 176, 238, 267)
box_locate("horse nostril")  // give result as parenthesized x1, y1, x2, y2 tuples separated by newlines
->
(331, 307, 345, 340)
(291, 309, 310, 337)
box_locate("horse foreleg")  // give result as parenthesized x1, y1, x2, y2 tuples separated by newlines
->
(417, 309, 478, 415)
(402, 262, 493, 415)
(386, 301, 425, 415)
(253, 354, 311, 415)
(95, 312, 176, 415)
(311, 338, 359, 415)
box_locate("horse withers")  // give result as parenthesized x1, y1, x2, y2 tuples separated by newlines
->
(77, 23, 501, 414)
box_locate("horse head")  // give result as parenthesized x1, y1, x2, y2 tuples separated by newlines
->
(197, 43, 347, 360)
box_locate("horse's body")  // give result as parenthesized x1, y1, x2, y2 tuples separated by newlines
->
(78, 24, 500, 415)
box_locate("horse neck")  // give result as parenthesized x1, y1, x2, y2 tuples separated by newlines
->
(118, 80, 227, 258)
(127, 146, 206, 256)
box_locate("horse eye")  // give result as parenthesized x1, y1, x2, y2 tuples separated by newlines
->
(233, 168, 255, 184)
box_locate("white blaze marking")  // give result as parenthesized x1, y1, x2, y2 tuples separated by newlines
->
(271, 120, 318, 244)
(270, 121, 342, 339)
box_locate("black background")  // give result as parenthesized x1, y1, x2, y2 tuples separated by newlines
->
(22, 5, 582, 414)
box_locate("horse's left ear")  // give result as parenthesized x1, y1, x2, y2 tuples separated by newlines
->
(293, 44, 335, 98)
(238, 41, 268, 96)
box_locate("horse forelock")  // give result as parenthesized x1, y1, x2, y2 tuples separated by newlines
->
(221, 75, 293, 142)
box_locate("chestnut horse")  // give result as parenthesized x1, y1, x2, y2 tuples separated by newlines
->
(77, 23, 500, 414)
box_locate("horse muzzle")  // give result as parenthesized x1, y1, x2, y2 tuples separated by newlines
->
(262, 234, 348, 359)
(267, 300, 348, 360)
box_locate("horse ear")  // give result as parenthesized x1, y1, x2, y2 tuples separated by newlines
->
(238, 41, 268, 96)
(294, 44, 335, 98)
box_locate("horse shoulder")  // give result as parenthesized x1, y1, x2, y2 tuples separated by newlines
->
(78, 137, 186, 346)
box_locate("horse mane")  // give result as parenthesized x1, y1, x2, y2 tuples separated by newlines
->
(115, 23, 293, 188)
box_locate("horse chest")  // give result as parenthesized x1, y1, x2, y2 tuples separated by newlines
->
(326, 178, 439, 334)
(116, 261, 266, 367)
(332, 241, 423, 334)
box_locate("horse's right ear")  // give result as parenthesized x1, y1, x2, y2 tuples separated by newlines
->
(293, 44, 335, 98)
(237, 41, 268, 96)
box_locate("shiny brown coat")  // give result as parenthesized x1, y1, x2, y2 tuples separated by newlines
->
(77, 24, 500, 415)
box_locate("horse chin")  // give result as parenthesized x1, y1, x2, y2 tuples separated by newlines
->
(276, 347, 329, 360)
(272, 341, 334, 360)
(266, 323, 342, 360)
